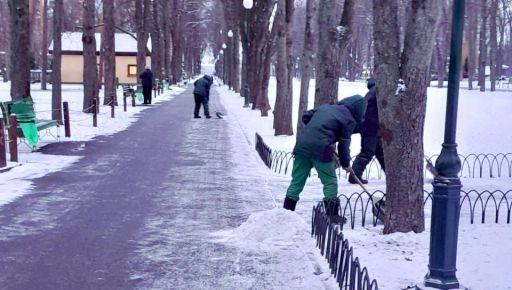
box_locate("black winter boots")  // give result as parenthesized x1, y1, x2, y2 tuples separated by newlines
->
(323, 198, 347, 224)
(283, 196, 297, 211)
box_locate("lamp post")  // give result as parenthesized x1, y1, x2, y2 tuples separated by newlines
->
(227, 30, 234, 90)
(424, 0, 466, 289)
(242, 0, 252, 108)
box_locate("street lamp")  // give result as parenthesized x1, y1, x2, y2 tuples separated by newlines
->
(242, 0, 252, 108)
(424, 0, 466, 289)
(227, 30, 234, 90)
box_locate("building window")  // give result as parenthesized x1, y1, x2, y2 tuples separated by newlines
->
(127, 65, 137, 77)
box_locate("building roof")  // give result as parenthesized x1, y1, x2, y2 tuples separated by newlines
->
(49, 32, 151, 55)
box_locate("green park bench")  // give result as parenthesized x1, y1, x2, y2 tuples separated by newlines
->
(0, 97, 60, 150)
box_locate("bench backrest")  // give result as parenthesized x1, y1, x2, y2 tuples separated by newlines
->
(0, 98, 36, 124)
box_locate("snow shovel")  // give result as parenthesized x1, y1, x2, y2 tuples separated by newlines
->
(346, 168, 386, 223)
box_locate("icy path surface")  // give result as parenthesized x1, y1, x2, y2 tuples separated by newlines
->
(0, 86, 335, 289)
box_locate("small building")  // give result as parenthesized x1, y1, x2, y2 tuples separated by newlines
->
(49, 32, 151, 84)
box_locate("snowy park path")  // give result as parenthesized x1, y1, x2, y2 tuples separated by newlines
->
(0, 86, 334, 290)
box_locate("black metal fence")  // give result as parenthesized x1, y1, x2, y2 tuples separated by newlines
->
(312, 203, 379, 290)
(255, 133, 512, 179)
(337, 189, 512, 230)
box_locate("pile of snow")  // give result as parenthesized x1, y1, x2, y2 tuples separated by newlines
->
(217, 208, 310, 252)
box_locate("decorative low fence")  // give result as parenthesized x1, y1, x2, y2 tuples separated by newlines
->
(312, 203, 379, 290)
(255, 133, 512, 179)
(337, 189, 512, 230)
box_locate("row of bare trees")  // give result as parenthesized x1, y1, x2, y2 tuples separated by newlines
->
(1, 0, 213, 113)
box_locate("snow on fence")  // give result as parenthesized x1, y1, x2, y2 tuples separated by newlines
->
(255, 133, 512, 179)
(312, 203, 379, 290)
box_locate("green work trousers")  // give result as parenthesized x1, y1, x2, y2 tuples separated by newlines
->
(286, 155, 338, 202)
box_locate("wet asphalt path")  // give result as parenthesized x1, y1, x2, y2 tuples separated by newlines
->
(0, 87, 277, 290)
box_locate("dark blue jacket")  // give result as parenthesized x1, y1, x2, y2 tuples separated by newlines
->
(193, 76, 213, 98)
(139, 69, 154, 88)
(294, 95, 366, 166)
(360, 81, 380, 137)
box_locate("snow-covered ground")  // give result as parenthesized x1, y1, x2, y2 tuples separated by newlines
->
(218, 79, 512, 290)
(0, 82, 185, 207)
(223, 77, 512, 156)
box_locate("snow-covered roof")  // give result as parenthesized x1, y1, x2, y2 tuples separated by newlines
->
(49, 32, 151, 54)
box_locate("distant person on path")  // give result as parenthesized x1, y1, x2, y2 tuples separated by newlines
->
(139, 66, 154, 105)
(283, 95, 367, 224)
(350, 77, 386, 184)
(193, 75, 213, 119)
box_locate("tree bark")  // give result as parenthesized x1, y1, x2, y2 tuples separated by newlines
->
(489, 0, 498, 91)
(467, 0, 478, 90)
(151, 0, 162, 80)
(136, 0, 150, 84)
(297, 0, 317, 140)
(373, 0, 442, 234)
(51, 0, 63, 121)
(41, 0, 48, 90)
(163, 0, 171, 80)
(103, 0, 116, 105)
(314, 0, 340, 107)
(8, 0, 31, 100)
(82, 0, 98, 112)
(170, 0, 183, 84)
(478, 0, 488, 92)
(274, 0, 294, 136)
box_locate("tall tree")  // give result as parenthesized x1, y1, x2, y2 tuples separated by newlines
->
(52, 0, 63, 121)
(373, 0, 443, 234)
(8, 0, 31, 100)
(82, 0, 98, 112)
(478, 0, 488, 92)
(274, 0, 294, 136)
(170, 0, 183, 84)
(103, 0, 116, 105)
(163, 0, 171, 80)
(41, 0, 48, 90)
(135, 0, 151, 84)
(151, 0, 162, 80)
(297, 0, 317, 139)
(314, 0, 353, 107)
(466, 0, 479, 90)
(490, 0, 498, 91)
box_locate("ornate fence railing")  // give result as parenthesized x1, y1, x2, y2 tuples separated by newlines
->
(255, 133, 512, 179)
(312, 203, 379, 290)
(337, 189, 512, 230)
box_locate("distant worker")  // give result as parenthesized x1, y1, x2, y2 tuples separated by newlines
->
(139, 66, 154, 105)
(193, 75, 213, 119)
(283, 95, 367, 224)
(350, 77, 385, 184)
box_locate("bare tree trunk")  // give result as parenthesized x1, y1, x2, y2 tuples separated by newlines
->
(41, 0, 48, 90)
(478, 0, 488, 92)
(314, 0, 353, 106)
(163, 0, 171, 80)
(297, 0, 317, 139)
(82, 0, 98, 112)
(170, 0, 183, 84)
(51, 0, 62, 121)
(136, 0, 150, 84)
(489, 0, 498, 91)
(373, 0, 442, 234)
(103, 0, 116, 105)
(8, 0, 31, 100)
(151, 0, 162, 80)
(467, 0, 478, 90)
(274, 0, 293, 136)
(314, 0, 340, 106)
